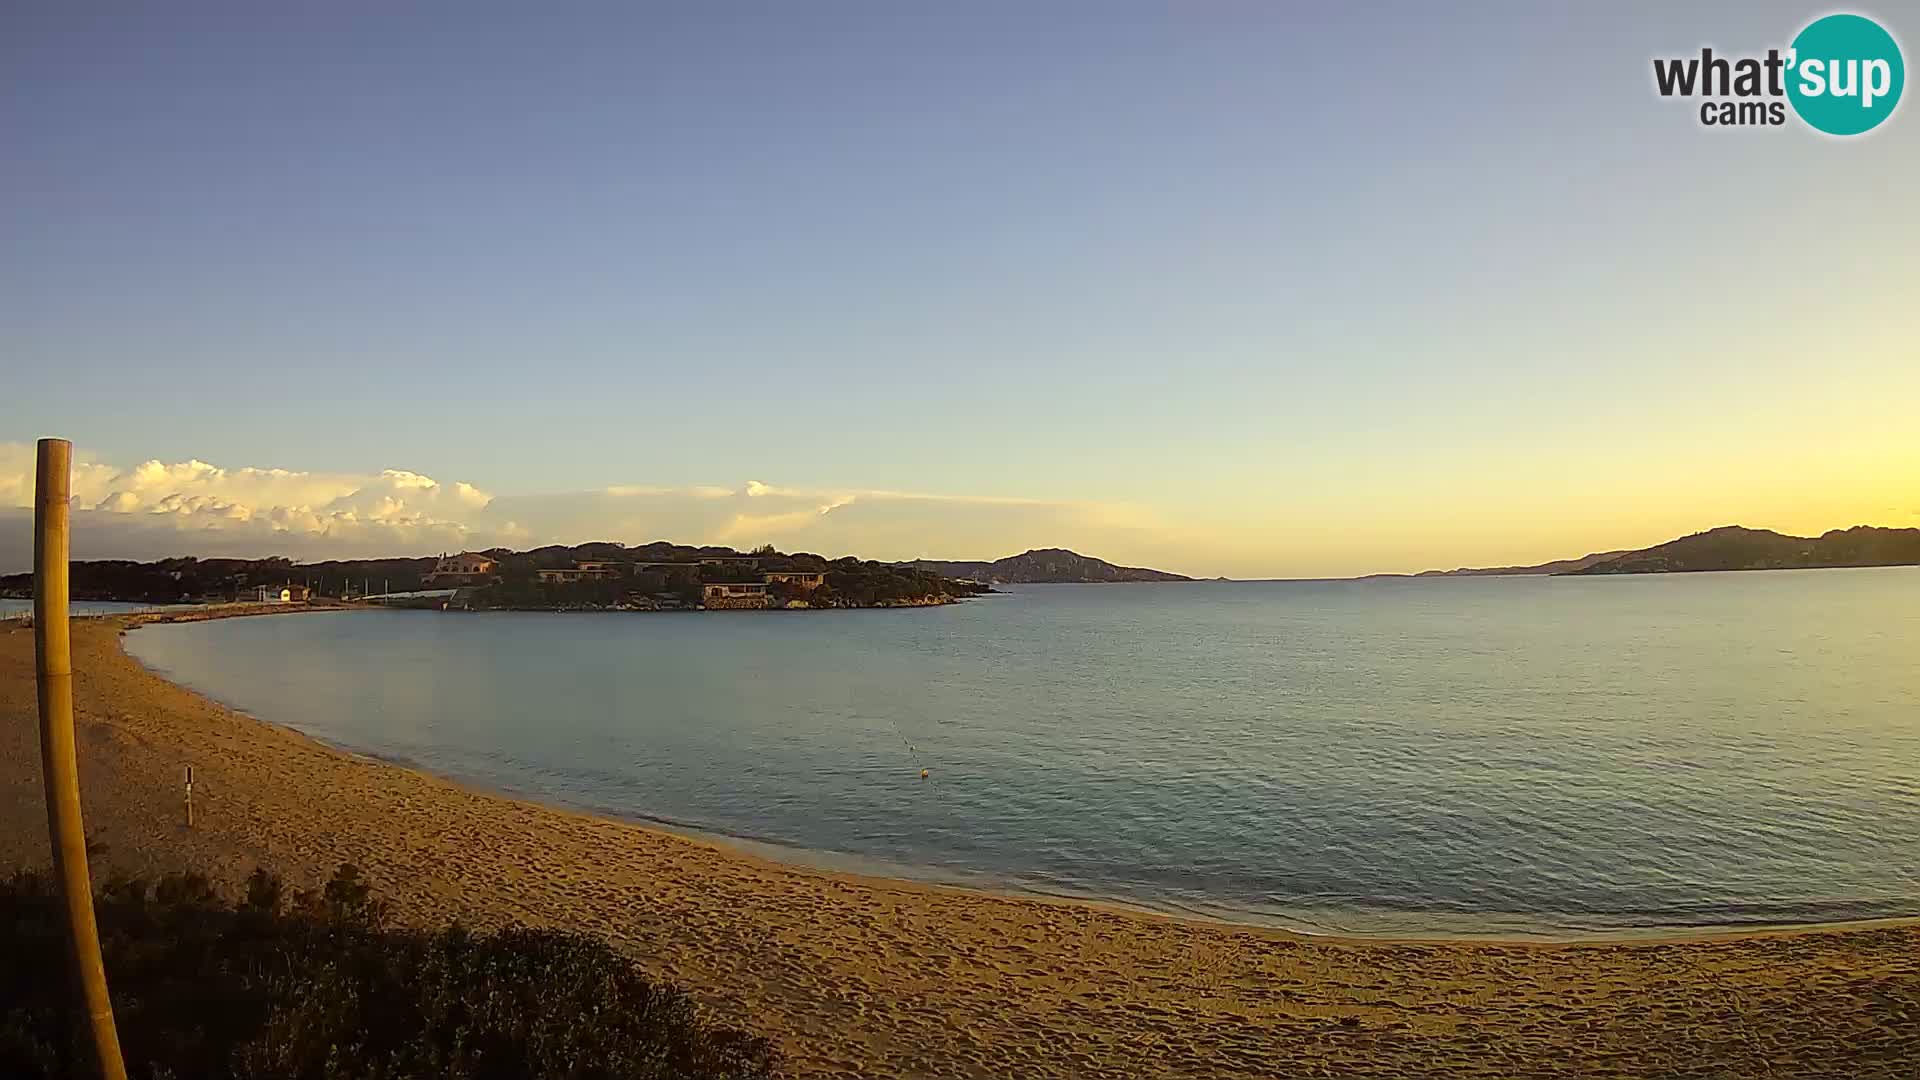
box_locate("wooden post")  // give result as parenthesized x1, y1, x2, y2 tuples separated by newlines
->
(184, 765, 193, 828)
(34, 438, 130, 1080)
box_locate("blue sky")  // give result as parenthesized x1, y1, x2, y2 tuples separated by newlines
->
(3, 3, 1915, 576)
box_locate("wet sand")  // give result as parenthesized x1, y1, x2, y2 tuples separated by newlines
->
(2, 617, 1915, 1078)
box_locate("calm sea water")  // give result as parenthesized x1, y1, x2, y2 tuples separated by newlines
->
(1, 599, 185, 618)
(124, 571, 1920, 936)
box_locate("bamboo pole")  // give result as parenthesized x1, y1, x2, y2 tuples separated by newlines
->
(35, 437, 130, 1080)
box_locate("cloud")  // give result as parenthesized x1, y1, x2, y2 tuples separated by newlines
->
(714, 490, 857, 543)
(0, 442, 1194, 574)
(0, 442, 501, 569)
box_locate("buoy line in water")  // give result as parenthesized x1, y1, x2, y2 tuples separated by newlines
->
(881, 713, 931, 780)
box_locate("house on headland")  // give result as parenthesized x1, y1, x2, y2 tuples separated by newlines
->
(702, 582, 771, 609)
(762, 570, 826, 590)
(424, 552, 498, 585)
(536, 564, 621, 584)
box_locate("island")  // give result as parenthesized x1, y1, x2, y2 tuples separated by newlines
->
(1360, 551, 1632, 579)
(900, 548, 1190, 584)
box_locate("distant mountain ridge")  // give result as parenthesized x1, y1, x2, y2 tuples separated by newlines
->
(1387, 525, 1920, 579)
(1365, 550, 1630, 579)
(1565, 525, 1920, 575)
(903, 548, 1190, 584)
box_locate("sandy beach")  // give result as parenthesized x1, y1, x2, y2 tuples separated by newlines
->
(3, 617, 1916, 1079)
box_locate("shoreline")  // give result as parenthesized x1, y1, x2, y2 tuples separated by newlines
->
(3, 617, 1916, 1076)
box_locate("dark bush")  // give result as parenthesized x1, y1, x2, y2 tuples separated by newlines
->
(0, 865, 776, 1079)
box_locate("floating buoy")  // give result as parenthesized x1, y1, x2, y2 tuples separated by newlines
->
(920, 768, 930, 780)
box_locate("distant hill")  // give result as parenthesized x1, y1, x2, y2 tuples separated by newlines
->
(1566, 525, 1920, 575)
(903, 548, 1189, 584)
(1366, 550, 1630, 579)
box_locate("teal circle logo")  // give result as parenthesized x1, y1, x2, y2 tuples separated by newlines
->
(1786, 14, 1904, 135)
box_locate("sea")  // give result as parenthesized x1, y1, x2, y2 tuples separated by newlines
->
(121, 569, 1920, 937)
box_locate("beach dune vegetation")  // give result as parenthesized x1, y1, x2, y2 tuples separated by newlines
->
(0, 864, 777, 1080)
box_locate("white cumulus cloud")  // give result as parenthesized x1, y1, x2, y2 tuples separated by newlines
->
(0, 443, 501, 564)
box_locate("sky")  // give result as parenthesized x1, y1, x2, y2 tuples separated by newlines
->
(3, 2, 1915, 578)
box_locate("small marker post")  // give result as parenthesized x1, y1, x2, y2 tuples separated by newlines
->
(184, 765, 193, 828)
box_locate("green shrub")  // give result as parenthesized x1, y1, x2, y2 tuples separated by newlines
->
(0, 865, 776, 1079)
